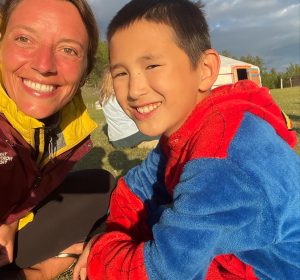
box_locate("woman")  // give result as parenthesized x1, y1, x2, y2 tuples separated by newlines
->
(0, 0, 114, 279)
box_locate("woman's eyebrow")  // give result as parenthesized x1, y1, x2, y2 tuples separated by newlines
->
(9, 24, 36, 34)
(9, 25, 85, 50)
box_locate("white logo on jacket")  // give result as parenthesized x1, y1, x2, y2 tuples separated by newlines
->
(0, 152, 13, 165)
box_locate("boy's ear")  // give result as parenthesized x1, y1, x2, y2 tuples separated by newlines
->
(196, 49, 220, 92)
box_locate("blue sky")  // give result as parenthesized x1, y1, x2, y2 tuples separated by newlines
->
(87, 0, 300, 72)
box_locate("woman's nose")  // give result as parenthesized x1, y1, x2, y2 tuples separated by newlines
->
(30, 46, 57, 75)
(128, 72, 148, 99)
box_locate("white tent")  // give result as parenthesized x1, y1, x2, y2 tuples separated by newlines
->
(212, 55, 261, 89)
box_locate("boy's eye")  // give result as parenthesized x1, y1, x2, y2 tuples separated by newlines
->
(62, 47, 78, 56)
(146, 64, 160, 70)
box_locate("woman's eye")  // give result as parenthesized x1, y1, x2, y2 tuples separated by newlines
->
(63, 48, 78, 56)
(15, 36, 30, 43)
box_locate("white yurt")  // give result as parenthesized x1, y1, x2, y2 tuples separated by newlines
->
(213, 55, 261, 89)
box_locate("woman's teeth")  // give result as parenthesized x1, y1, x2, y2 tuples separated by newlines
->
(137, 102, 161, 114)
(23, 79, 55, 93)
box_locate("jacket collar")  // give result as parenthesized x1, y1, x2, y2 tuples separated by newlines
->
(0, 84, 42, 146)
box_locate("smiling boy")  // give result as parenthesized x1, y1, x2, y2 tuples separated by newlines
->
(74, 0, 300, 279)
(109, 19, 214, 138)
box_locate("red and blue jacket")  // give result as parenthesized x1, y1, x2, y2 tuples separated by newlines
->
(88, 81, 300, 279)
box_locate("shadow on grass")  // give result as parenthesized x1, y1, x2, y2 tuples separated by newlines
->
(73, 146, 145, 180)
(102, 123, 108, 136)
(73, 147, 106, 170)
(108, 150, 143, 179)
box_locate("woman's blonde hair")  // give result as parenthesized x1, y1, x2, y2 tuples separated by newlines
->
(99, 67, 114, 104)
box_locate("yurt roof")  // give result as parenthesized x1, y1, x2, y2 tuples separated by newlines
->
(220, 55, 258, 74)
(220, 55, 258, 68)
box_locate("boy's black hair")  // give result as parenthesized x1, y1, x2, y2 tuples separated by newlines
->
(107, 0, 211, 68)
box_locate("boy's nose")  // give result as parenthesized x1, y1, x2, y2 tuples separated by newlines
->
(128, 72, 147, 99)
(30, 46, 57, 75)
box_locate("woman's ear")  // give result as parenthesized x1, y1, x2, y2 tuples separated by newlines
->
(197, 49, 220, 92)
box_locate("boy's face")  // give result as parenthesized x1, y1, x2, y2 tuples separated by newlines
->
(109, 20, 206, 137)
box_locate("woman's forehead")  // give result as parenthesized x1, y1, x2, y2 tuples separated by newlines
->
(6, 0, 87, 40)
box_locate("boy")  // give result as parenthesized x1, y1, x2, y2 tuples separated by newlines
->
(74, 0, 300, 279)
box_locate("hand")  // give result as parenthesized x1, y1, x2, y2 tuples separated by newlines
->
(73, 235, 100, 280)
(0, 220, 18, 267)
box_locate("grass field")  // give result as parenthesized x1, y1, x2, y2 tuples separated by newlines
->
(269, 87, 300, 154)
(57, 85, 299, 279)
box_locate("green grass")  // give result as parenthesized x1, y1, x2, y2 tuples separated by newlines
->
(57, 85, 300, 280)
(270, 87, 300, 154)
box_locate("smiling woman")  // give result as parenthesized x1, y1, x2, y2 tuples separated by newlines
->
(0, 0, 114, 279)
(0, 1, 88, 119)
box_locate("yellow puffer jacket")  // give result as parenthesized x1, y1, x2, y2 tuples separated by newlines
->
(0, 83, 97, 225)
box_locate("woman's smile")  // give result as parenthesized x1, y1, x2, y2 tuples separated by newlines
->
(23, 79, 57, 96)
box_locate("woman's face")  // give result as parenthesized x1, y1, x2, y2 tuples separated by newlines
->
(0, 0, 89, 119)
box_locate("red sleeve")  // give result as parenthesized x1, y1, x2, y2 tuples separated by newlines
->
(206, 255, 258, 280)
(87, 177, 151, 280)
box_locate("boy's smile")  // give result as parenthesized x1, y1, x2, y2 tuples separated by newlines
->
(109, 20, 207, 137)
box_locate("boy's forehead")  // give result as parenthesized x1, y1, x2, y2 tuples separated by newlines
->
(109, 20, 177, 56)
(110, 19, 175, 43)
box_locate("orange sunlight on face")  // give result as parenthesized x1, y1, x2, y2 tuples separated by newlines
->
(0, 0, 88, 119)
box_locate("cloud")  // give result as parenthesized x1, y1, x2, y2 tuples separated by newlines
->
(86, 0, 300, 71)
(203, 0, 300, 70)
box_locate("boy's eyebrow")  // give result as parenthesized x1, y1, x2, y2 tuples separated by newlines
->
(110, 54, 163, 70)
(140, 54, 163, 61)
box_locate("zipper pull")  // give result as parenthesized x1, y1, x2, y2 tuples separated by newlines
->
(48, 135, 55, 160)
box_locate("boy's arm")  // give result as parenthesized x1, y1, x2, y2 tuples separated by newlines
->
(105, 145, 168, 238)
(87, 178, 150, 279)
(87, 145, 168, 279)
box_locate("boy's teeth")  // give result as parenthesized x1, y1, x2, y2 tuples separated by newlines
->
(24, 79, 55, 93)
(137, 103, 160, 114)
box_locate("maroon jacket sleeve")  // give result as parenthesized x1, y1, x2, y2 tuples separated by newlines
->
(0, 125, 37, 224)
